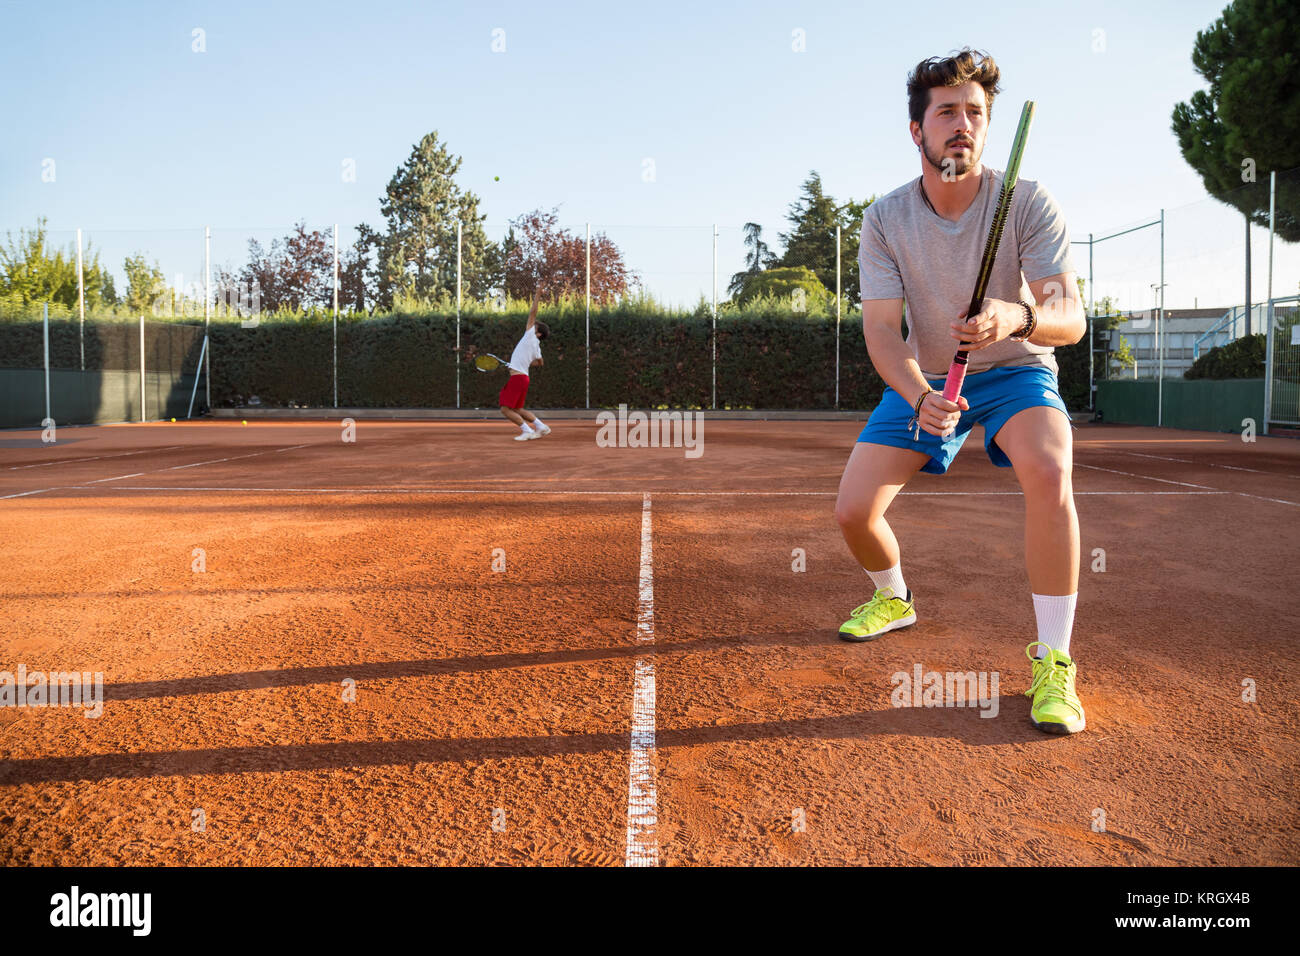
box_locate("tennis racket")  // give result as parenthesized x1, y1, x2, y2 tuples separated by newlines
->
(941, 100, 1036, 403)
(474, 353, 510, 372)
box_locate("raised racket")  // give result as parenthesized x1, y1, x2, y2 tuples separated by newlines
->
(942, 99, 1036, 403)
(474, 353, 510, 372)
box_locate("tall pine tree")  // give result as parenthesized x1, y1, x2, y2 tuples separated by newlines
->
(777, 172, 874, 308)
(1171, 0, 1300, 241)
(365, 132, 499, 308)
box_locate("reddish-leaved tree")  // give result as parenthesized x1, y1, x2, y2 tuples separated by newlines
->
(504, 208, 637, 305)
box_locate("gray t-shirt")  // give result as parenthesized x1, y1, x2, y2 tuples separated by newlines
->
(859, 166, 1074, 377)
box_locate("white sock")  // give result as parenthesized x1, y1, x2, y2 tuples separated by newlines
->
(519, 422, 532, 433)
(530, 416, 545, 429)
(1031, 593, 1077, 659)
(866, 564, 908, 601)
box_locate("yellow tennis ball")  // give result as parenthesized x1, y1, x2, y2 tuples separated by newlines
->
(242, 420, 247, 425)
(170, 417, 176, 422)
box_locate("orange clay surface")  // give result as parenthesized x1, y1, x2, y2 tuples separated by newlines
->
(0, 418, 1297, 866)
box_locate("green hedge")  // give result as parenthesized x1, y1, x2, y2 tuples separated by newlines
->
(1185, 333, 1266, 379)
(1, 311, 1100, 411)
(203, 311, 891, 410)
(0, 318, 202, 374)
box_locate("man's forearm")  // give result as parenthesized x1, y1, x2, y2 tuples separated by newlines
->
(865, 323, 933, 408)
(1025, 291, 1085, 347)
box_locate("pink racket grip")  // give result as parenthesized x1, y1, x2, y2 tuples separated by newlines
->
(942, 358, 968, 403)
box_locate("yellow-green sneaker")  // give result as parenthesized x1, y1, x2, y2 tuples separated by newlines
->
(1024, 642, 1086, 735)
(838, 587, 916, 642)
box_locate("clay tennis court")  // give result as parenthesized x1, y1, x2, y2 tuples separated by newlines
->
(0, 417, 1296, 866)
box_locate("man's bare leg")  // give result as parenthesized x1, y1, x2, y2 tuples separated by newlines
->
(517, 408, 537, 424)
(993, 407, 1079, 595)
(994, 404, 1087, 732)
(501, 405, 525, 426)
(834, 442, 930, 572)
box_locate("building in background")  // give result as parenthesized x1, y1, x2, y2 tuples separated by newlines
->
(1099, 305, 1269, 379)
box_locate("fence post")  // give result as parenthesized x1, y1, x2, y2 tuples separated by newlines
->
(456, 220, 462, 410)
(1157, 209, 1164, 427)
(333, 224, 339, 408)
(204, 226, 211, 411)
(139, 313, 146, 423)
(1088, 232, 1094, 409)
(43, 303, 50, 425)
(586, 222, 591, 410)
(712, 224, 717, 411)
(75, 227, 85, 369)
(1264, 172, 1277, 436)
(835, 224, 841, 409)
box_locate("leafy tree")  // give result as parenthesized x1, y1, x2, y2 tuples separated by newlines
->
(1184, 332, 1266, 378)
(215, 221, 337, 314)
(1112, 335, 1137, 376)
(777, 172, 873, 308)
(727, 222, 779, 300)
(0, 218, 117, 312)
(1171, 0, 1300, 241)
(735, 265, 831, 310)
(502, 207, 636, 305)
(123, 252, 168, 313)
(363, 132, 497, 308)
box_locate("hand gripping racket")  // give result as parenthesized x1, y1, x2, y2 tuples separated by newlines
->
(941, 100, 1036, 403)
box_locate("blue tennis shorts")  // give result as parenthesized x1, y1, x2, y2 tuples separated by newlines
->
(857, 364, 1069, 475)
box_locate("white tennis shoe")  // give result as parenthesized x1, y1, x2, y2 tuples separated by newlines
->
(533, 424, 552, 437)
(513, 430, 538, 441)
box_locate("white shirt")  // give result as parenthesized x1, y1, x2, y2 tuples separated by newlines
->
(508, 326, 542, 374)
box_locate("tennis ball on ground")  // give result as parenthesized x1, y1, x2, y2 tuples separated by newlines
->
(170, 417, 176, 422)
(242, 420, 247, 425)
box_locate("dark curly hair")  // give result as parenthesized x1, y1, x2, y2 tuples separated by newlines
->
(534, 321, 549, 341)
(906, 48, 1002, 125)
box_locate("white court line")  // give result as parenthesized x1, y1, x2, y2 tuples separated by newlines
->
(1, 445, 313, 500)
(0, 487, 64, 499)
(1078, 461, 1298, 507)
(1121, 450, 1299, 478)
(100, 486, 1229, 497)
(168, 450, 282, 471)
(1074, 462, 1218, 490)
(5, 445, 185, 471)
(626, 492, 658, 868)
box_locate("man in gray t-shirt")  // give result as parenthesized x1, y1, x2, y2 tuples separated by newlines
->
(834, 49, 1089, 736)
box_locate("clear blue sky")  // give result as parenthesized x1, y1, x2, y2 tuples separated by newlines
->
(2, 0, 1293, 312)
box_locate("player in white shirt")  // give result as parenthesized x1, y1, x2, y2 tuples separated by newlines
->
(499, 289, 551, 441)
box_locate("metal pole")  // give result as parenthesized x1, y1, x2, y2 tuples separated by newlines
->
(455, 220, 462, 410)
(1267, 171, 1276, 308)
(712, 224, 718, 411)
(1088, 233, 1094, 408)
(1157, 210, 1164, 427)
(1244, 212, 1252, 337)
(835, 224, 841, 409)
(43, 303, 50, 424)
(187, 334, 208, 420)
(333, 224, 339, 408)
(585, 222, 591, 409)
(204, 226, 211, 411)
(139, 313, 146, 423)
(1264, 171, 1277, 436)
(76, 228, 85, 370)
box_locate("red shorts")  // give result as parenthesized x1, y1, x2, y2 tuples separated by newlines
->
(499, 373, 529, 408)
